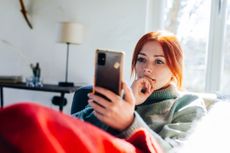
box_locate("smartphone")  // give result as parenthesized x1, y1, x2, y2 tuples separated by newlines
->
(94, 49, 124, 98)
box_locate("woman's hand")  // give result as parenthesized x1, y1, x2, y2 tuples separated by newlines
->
(131, 77, 155, 105)
(88, 82, 136, 131)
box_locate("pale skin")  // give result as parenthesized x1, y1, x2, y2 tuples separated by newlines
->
(88, 40, 174, 131)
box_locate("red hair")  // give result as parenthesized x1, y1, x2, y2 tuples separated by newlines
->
(131, 31, 184, 89)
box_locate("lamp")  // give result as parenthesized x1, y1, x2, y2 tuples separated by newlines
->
(58, 22, 84, 87)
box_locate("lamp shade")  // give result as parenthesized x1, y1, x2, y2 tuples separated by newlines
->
(58, 22, 84, 44)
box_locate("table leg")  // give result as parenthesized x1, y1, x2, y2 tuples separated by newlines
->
(51, 93, 67, 112)
(0, 87, 3, 108)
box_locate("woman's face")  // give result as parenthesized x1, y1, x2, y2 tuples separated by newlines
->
(135, 41, 173, 90)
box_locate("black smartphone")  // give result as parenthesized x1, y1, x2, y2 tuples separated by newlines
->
(94, 49, 124, 98)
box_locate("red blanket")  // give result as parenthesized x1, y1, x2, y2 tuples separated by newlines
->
(0, 103, 163, 153)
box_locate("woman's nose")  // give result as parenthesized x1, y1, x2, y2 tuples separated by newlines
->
(143, 67, 152, 74)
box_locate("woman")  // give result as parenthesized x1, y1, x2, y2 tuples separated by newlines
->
(73, 31, 207, 152)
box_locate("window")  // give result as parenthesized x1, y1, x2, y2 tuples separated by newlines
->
(164, 0, 211, 92)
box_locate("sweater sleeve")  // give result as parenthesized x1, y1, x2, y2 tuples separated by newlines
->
(119, 111, 173, 151)
(118, 95, 207, 152)
(72, 104, 109, 130)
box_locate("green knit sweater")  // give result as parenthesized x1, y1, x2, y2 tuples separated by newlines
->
(73, 84, 207, 152)
(119, 84, 207, 152)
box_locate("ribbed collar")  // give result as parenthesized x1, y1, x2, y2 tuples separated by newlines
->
(140, 84, 179, 105)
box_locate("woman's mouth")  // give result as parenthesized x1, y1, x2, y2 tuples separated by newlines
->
(144, 76, 156, 83)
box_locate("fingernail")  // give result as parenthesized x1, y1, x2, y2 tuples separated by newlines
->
(88, 93, 92, 97)
(88, 99, 93, 103)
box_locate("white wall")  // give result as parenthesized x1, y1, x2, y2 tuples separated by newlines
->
(0, 0, 146, 113)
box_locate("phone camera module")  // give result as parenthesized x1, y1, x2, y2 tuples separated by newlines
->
(98, 53, 106, 65)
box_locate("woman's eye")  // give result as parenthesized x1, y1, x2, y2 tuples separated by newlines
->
(155, 59, 164, 64)
(137, 57, 146, 63)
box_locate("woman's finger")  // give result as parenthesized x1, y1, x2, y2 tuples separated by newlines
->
(123, 82, 135, 105)
(88, 93, 111, 108)
(93, 111, 109, 124)
(94, 87, 121, 102)
(143, 77, 156, 93)
(88, 100, 107, 115)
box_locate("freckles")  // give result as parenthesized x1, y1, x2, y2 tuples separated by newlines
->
(135, 67, 143, 77)
(135, 65, 141, 72)
(136, 69, 142, 76)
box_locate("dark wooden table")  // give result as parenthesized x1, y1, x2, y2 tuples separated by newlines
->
(0, 82, 81, 111)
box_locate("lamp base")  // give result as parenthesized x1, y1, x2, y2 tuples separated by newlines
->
(58, 81, 74, 87)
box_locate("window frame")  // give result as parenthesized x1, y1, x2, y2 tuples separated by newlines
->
(205, 0, 227, 93)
